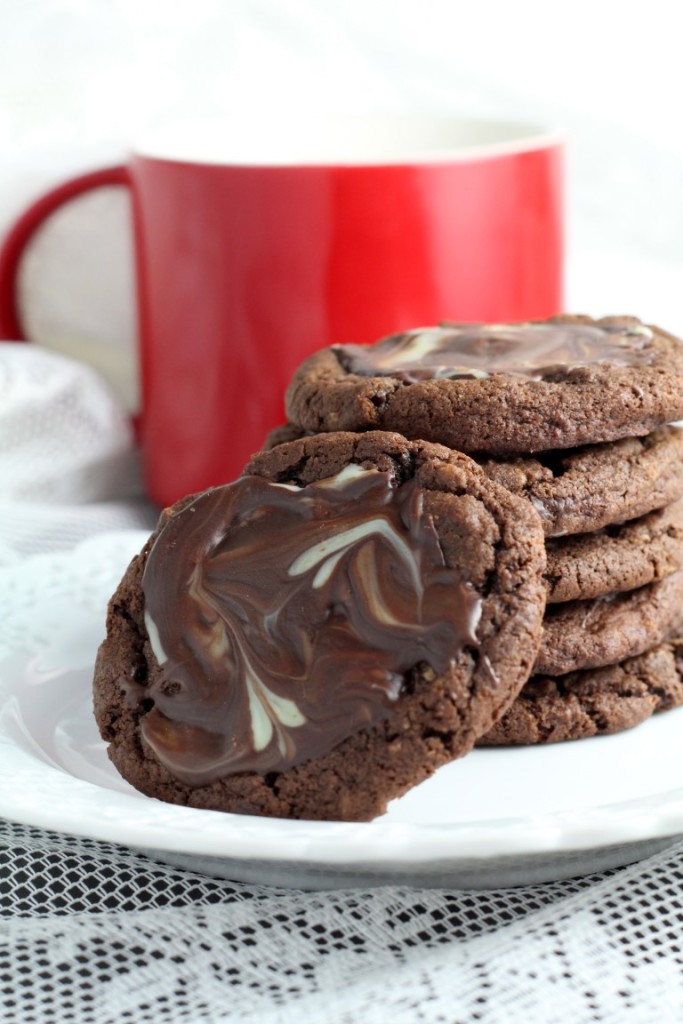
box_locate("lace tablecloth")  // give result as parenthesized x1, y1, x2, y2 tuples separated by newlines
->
(1, 345, 683, 1024)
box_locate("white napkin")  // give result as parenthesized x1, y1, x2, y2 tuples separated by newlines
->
(0, 342, 157, 562)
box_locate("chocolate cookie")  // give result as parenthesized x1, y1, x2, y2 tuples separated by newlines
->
(535, 571, 683, 676)
(481, 426, 683, 538)
(480, 638, 683, 746)
(285, 316, 683, 455)
(265, 424, 683, 540)
(546, 500, 683, 603)
(93, 431, 547, 822)
(263, 421, 310, 450)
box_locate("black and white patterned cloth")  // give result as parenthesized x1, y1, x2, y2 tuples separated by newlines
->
(2, 818, 683, 1023)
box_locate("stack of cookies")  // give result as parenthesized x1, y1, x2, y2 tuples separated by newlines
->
(282, 315, 683, 749)
(93, 313, 683, 821)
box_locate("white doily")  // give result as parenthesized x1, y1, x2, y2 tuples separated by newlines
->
(1, 818, 683, 1023)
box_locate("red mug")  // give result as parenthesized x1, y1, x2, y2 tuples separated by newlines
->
(0, 115, 564, 507)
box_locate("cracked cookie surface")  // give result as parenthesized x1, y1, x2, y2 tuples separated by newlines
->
(480, 637, 683, 746)
(480, 426, 683, 537)
(535, 571, 683, 675)
(545, 500, 683, 603)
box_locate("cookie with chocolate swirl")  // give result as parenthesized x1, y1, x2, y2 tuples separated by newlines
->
(284, 315, 683, 455)
(93, 431, 546, 821)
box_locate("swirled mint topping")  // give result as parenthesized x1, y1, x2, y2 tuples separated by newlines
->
(139, 465, 481, 783)
(334, 321, 655, 382)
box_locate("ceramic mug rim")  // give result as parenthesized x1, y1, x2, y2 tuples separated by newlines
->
(132, 114, 563, 169)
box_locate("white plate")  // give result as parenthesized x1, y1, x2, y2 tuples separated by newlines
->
(0, 530, 682, 890)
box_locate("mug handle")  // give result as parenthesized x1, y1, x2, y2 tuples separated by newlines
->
(0, 165, 130, 339)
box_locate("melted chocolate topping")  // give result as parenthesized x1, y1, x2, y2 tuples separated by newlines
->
(334, 321, 655, 383)
(139, 465, 482, 784)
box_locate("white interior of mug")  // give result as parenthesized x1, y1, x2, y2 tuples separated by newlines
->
(135, 115, 561, 166)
